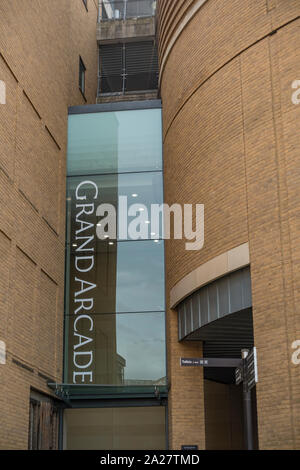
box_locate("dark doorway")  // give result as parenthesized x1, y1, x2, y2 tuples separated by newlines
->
(176, 267, 259, 449)
(204, 379, 258, 450)
(28, 390, 60, 450)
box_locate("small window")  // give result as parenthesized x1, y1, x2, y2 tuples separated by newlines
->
(79, 57, 86, 96)
(82, 0, 88, 11)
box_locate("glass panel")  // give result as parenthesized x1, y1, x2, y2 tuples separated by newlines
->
(66, 239, 164, 315)
(66, 312, 166, 385)
(64, 407, 166, 450)
(126, 0, 156, 18)
(67, 109, 162, 175)
(66, 172, 164, 242)
(116, 240, 164, 312)
(65, 107, 166, 395)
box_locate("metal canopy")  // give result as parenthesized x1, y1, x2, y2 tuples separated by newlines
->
(177, 267, 254, 383)
(47, 383, 168, 407)
(178, 266, 252, 342)
(190, 308, 254, 358)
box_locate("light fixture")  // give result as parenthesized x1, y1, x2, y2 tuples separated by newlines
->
(154, 240, 159, 243)
(132, 193, 138, 198)
(109, 242, 114, 246)
(139, 208, 145, 212)
(145, 221, 150, 224)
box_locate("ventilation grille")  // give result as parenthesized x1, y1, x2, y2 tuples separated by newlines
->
(99, 41, 159, 94)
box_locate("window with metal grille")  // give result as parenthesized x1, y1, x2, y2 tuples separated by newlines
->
(98, 41, 159, 94)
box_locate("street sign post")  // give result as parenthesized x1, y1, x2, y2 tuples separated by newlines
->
(180, 357, 242, 368)
(181, 348, 258, 451)
(235, 366, 243, 385)
(245, 346, 258, 391)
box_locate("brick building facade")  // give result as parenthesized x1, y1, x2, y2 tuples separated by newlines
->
(158, 0, 300, 450)
(0, 0, 98, 449)
(1, 0, 300, 450)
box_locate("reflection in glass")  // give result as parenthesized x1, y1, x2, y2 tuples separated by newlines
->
(65, 107, 166, 390)
(66, 172, 164, 242)
(66, 312, 166, 385)
(67, 240, 164, 315)
(67, 109, 162, 175)
(116, 240, 164, 313)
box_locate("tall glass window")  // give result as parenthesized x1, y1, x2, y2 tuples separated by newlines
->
(65, 106, 166, 388)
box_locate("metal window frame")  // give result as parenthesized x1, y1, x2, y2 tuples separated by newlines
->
(68, 98, 162, 115)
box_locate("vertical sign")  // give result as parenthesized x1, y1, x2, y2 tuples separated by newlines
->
(69, 180, 99, 385)
(245, 347, 258, 391)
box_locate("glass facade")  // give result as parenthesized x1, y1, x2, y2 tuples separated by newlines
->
(64, 106, 166, 389)
(67, 109, 162, 175)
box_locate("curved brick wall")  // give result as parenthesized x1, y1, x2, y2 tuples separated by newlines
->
(158, 0, 300, 450)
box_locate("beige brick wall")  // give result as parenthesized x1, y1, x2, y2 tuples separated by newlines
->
(158, 0, 300, 450)
(0, 0, 98, 449)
